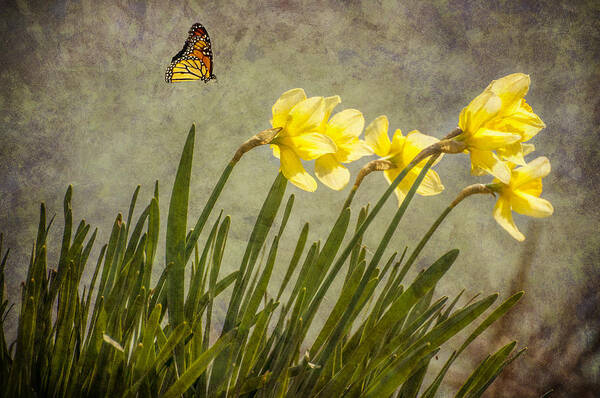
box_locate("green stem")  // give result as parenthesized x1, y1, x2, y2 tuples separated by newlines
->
(184, 161, 235, 264)
(395, 183, 494, 287)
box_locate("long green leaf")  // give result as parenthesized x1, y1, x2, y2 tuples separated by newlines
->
(421, 291, 524, 398)
(316, 249, 458, 398)
(162, 328, 237, 398)
(165, 124, 195, 372)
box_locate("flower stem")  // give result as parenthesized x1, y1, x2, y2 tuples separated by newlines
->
(342, 159, 393, 208)
(231, 127, 281, 163)
(394, 183, 494, 285)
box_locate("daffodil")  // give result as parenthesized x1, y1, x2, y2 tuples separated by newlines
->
(490, 156, 553, 241)
(364, 115, 444, 204)
(314, 107, 372, 190)
(270, 89, 338, 191)
(457, 73, 546, 183)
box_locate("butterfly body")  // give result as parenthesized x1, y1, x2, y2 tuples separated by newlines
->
(165, 23, 215, 83)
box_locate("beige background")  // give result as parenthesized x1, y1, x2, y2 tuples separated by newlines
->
(1, 1, 598, 395)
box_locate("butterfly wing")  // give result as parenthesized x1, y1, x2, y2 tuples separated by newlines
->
(165, 23, 215, 83)
(166, 56, 212, 82)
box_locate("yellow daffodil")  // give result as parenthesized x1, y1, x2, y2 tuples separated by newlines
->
(365, 115, 444, 204)
(457, 73, 546, 183)
(315, 107, 373, 190)
(270, 88, 338, 191)
(490, 156, 554, 241)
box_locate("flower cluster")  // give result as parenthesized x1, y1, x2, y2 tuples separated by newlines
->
(263, 74, 553, 241)
(268, 89, 445, 201)
(269, 89, 371, 192)
(458, 74, 553, 241)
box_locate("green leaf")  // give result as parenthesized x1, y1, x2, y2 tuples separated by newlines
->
(166, 124, 195, 371)
(144, 197, 160, 290)
(362, 344, 435, 398)
(124, 185, 141, 247)
(211, 172, 287, 394)
(224, 172, 287, 333)
(466, 346, 526, 398)
(184, 161, 235, 265)
(421, 291, 524, 398)
(311, 259, 367, 356)
(303, 207, 351, 303)
(125, 322, 192, 397)
(276, 222, 308, 301)
(162, 328, 237, 398)
(456, 341, 517, 398)
(316, 249, 458, 398)
(185, 211, 221, 321)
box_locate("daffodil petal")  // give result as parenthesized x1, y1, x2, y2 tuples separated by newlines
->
(272, 88, 307, 128)
(470, 165, 489, 176)
(468, 129, 521, 150)
(469, 148, 511, 183)
(271, 144, 280, 159)
(511, 156, 551, 188)
(323, 96, 342, 120)
(287, 96, 326, 135)
(279, 146, 317, 192)
(288, 133, 337, 160)
(315, 154, 350, 191)
(402, 130, 442, 167)
(497, 142, 526, 166)
(488, 73, 530, 114)
(511, 99, 546, 141)
(365, 115, 391, 157)
(416, 169, 444, 196)
(511, 191, 554, 217)
(389, 129, 406, 157)
(383, 168, 409, 206)
(521, 143, 535, 156)
(459, 90, 502, 134)
(327, 109, 365, 138)
(336, 139, 373, 163)
(517, 179, 542, 196)
(493, 195, 525, 241)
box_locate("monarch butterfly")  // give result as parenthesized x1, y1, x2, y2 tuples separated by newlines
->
(165, 23, 215, 83)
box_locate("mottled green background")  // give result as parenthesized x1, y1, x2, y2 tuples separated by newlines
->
(1, 0, 599, 395)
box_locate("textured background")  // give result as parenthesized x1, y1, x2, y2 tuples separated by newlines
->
(1, 0, 599, 396)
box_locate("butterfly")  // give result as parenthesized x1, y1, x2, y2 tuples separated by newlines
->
(165, 23, 215, 83)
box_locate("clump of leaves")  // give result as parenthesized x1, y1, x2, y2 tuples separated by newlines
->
(1, 126, 524, 397)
